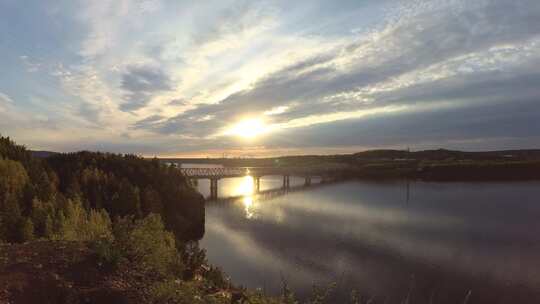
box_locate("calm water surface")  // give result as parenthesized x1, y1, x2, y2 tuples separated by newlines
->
(198, 177, 540, 303)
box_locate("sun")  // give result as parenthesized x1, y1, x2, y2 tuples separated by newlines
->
(228, 118, 269, 139)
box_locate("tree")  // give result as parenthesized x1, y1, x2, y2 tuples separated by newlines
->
(44, 214, 53, 238)
(16, 218, 35, 242)
(141, 186, 163, 215)
(0, 135, 204, 243)
(85, 209, 113, 240)
(0, 157, 29, 206)
(111, 179, 141, 218)
(115, 214, 181, 276)
(36, 171, 55, 202)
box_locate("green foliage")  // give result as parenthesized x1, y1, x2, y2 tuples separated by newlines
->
(204, 265, 229, 291)
(306, 283, 336, 304)
(350, 290, 360, 304)
(111, 178, 141, 217)
(59, 199, 89, 240)
(0, 134, 205, 244)
(181, 242, 208, 279)
(87, 209, 113, 239)
(0, 136, 32, 165)
(245, 291, 288, 304)
(54, 199, 113, 241)
(44, 214, 53, 238)
(0, 157, 28, 242)
(47, 150, 205, 241)
(147, 280, 288, 304)
(149, 280, 210, 304)
(114, 213, 183, 276)
(30, 198, 54, 238)
(0, 157, 29, 205)
(16, 218, 35, 242)
(92, 237, 125, 269)
(141, 186, 163, 214)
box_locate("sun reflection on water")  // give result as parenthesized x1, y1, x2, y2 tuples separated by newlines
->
(237, 175, 255, 195)
(236, 175, 257, 219)
(243, 196, 256, 219)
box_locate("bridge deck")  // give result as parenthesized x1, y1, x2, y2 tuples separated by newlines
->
(179, 166, 345, 179)
(178, 165, 346, 199)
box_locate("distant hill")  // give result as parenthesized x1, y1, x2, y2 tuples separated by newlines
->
(30, 150, 58, 158)
(353, 149, 540, 161)
(161, 149, 540, 166)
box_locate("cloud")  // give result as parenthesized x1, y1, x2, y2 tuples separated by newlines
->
(0, 92, 14, 106)
(168, 98, 186, 106)
(120, 64, 173, 112)
(3, 0, 540, 155)
(262, 96, 540, 151)
(19, 55, 42, 72)
(189, 1, 278, 55)
(132, 114, 165, 129)
(0, 92, 16, 119)
(140, 0, 540, 147)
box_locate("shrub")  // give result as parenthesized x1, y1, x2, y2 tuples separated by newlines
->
(59, 199, 88, 240)
(307, 283, 336, 304)
(204, 266, 229, 290)
(181, 242, 208, 279)
(149, 280, 228, 304)
(85, 209, 113, 240)
(55, 199, 113, 241)
(16, 218, 35, 242)
(114, 213, 184, 276)
(92, 237, 124, 270)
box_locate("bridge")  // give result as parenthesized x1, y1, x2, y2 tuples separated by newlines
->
(179, 166, 345, 199)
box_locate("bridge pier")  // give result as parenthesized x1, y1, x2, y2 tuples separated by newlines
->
(189, 178, 198, 187)
(282, 175, 290, 189)
(179, 166, 345, 200)
(254, 177, 261, 193)
(210, 178, 219, 200)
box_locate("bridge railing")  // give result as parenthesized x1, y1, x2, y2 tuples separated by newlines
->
(179, 167, 248, 178)
(179, 164, 350, 178)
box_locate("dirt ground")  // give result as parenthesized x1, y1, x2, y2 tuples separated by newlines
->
(0, 241, 149, 304)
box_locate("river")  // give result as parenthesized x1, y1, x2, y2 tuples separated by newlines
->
(196, 174, 540, 303)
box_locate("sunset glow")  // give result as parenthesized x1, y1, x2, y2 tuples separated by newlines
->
(1, 1, 539, 156)
(226, 118, 270, 139)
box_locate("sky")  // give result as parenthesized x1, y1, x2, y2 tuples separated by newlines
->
(0, 0, 539, 157)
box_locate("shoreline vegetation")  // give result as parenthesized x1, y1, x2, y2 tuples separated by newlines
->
(2, 135, 540, 303)
(163, 149, 540, 182)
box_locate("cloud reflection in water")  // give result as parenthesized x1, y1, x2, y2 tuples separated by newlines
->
(201, 181, 540, 302)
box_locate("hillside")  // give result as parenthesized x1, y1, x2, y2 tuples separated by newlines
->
(0, 241, 139, 304)
(0, 239, 271, 304)
(353, 149, 540, 161)
(0, 135, 280, 304)
(0, 136, 204, 244)
(161, 148, 540, 168)
(30, 150, 58, 159)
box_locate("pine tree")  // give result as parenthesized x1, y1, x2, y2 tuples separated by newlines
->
(44, 214, 53, 238)
(16, 218, 34, 242)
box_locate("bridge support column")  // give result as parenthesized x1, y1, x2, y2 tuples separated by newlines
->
(210, 178, 219, 200)
(282, 175, 290, 189)
(254, 177, 260, 193)
(304, 176, 311, 186)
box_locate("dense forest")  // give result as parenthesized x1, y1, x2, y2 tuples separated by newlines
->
(0, 135, 204, 244)
(0, 136, 291, 304)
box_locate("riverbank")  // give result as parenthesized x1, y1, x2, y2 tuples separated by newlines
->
(341, 160, 540, 181)
(162, 148, 540, 182)
(0, 240, 278, 304)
